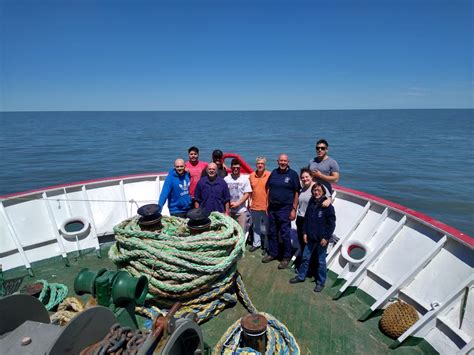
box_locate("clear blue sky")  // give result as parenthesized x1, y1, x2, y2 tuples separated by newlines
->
(0, 0, 472, 111)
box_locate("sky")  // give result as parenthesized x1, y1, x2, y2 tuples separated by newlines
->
(0, 0, 472, 111)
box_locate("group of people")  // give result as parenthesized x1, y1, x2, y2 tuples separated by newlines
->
(158, 140, 339, 293)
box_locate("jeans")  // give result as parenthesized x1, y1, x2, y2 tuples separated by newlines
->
(230, 211, 250, 234)
(250, 209, 268, 248)
(297, 239, 328, 286)
(268, 205, 292, 259)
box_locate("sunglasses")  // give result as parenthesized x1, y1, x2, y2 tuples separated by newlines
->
(316, 146, 327, 151)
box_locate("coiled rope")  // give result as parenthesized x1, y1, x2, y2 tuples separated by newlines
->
(213, 275, 300, 354)
(109, 212, 299, 353)
(36, 279, 68, 311)
(110, 212, 245, 323)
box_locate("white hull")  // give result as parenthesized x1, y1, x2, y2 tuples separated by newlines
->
(1, 172, 472, 354)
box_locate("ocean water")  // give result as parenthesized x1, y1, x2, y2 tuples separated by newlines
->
(0, 110, 473, 236)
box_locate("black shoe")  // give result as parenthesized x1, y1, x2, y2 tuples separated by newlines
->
(289, 277, 304, 284)
(262, 255, 275, 263)
(278, 259, 290, 269)
(249, 245, 260, 252)
(314, 284, 324, 293)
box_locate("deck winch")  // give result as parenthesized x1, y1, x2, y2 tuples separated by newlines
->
(74, 267, 148, 329)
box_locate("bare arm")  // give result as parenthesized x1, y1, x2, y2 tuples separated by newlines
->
(230, 192, 250, 209)
(290, 192, 299, 221)
(312, 170, 340, 183)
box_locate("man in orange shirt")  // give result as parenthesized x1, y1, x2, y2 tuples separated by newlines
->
(248, 156, 270, 253)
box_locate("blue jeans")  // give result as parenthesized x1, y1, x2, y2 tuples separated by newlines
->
(250, 210, 268, 248)
(297, 239, 328, 286)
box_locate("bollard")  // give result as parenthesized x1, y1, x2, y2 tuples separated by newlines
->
(240, 313, 268, 353)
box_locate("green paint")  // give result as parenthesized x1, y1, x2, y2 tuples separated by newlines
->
(5, 242, 438, 354)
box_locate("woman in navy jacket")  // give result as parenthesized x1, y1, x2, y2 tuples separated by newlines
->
(289, 182, 336, 292)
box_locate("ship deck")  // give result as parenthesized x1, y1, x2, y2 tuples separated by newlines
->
(4, 242, 437, 354)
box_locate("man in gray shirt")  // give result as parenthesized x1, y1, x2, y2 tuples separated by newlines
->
(308, 139, 340, 193)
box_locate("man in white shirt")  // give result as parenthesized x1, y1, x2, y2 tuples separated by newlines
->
(224, 158, 252, 234)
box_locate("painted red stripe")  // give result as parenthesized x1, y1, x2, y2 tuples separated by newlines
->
(333, 184, 473, 247)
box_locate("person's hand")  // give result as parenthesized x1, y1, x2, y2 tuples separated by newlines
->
(230, 201, 238, 208)
(312, 169, 322, 179)
(322, 198, 332, 208)
(303, 234, 308, 244)
(320, 239, 328, 247)
(290, 209, 296, 221)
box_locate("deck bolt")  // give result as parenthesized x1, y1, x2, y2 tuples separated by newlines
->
(21, 336, 32, 346)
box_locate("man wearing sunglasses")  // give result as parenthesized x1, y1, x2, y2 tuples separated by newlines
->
(308, 139, 340, 193)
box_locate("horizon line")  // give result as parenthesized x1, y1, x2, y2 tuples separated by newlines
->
(1, 107, 473, 113)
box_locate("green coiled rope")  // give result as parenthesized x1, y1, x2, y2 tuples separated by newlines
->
(110, 212, 245, 321)
(36, 279, 69, 311)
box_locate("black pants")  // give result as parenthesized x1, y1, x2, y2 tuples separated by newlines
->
(295, 215, 306, 267)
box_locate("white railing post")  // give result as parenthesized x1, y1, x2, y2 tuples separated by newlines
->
(333, 216, 407, 299)
(119, 180, 129, 218)
(327, 201, 371, 265)
(0, 203, 33, 276)
(390, 276, 474, 349)
(42, 192, 69, 266)
(359, 235, 447, 320)
(81, 186, 100, 254)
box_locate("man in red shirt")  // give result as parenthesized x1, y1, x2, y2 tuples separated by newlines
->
(185, 146, 208, 197)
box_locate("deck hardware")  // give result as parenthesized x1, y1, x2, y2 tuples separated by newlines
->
(334, 216, 406, 300)
(327, 201, 371, 266)
(187, 208, 211, 234)
(341, 240, 370, 264)
(21, 336, 32, 346)
(137, 203, 163, 231)
(74, 268, 148, 329)
(240, 313, 268, 353)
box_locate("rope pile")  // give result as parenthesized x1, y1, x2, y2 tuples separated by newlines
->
(110, 212, 245, 323)
(51, 297, 87, 326)
(36, 279, 68, 311)
(110, 212, 300, 354)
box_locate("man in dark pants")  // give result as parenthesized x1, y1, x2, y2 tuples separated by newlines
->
(262, 154, 300, 269)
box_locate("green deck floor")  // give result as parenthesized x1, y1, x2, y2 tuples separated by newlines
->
(5, 243, 437, 354)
